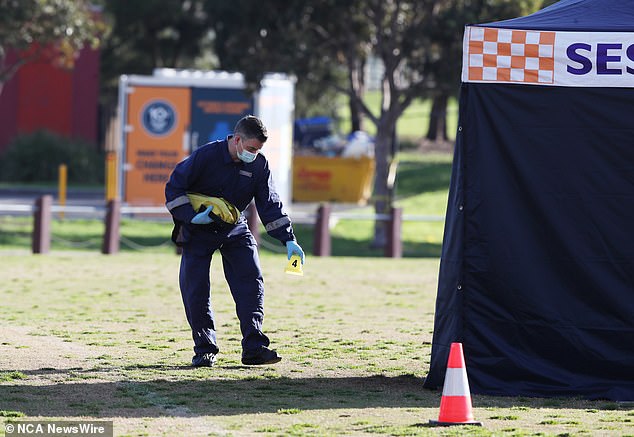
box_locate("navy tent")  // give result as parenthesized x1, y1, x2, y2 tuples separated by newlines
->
(424, 0, 634, 401)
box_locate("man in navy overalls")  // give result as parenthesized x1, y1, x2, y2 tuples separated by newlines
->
(165, 115, 305, 366)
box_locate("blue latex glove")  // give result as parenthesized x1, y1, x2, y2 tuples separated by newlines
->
(191, 205, 214, 225)
(286, 240, 305, 264)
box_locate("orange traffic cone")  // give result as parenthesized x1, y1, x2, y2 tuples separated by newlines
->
(429, 342, 482, 426)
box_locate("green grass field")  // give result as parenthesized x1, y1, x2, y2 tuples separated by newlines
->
(1, 151, 633, 436)
(1, 253, 632, 436)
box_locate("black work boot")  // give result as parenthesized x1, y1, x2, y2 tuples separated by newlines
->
(241, 346, 282, 365)
(192, 352, 217, 367)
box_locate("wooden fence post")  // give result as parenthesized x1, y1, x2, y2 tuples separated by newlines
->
(32, 195, 52, 254)
(313, 203, 331, 257)
(102, 198, 121, 254)
(385, 207, 403, 258)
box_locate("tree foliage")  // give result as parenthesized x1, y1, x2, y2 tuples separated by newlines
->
(204, 1, 347, 120)
(99, 0, 211, 104)
(0, 0, 551, 245)
(206, 0, 546, 245)
(0, 0, 107, 86)
(425, 0, 543, 140)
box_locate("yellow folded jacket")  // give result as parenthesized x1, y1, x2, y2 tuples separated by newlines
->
(186, 193, 241, 225)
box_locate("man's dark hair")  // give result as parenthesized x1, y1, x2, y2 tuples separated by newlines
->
(234, 115, 268, 143)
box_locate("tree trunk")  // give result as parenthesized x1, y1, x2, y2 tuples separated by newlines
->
(371, 120, 394, 248)
(350, 93, 364, 133)
(426, 93, 449, 141)
(347, 55, 365, 133)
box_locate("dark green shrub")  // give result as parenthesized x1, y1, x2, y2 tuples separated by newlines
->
(398, 139, 419, 151)
(0, 130, 104, 184)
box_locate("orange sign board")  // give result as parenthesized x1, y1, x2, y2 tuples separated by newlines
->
(123, 86, 190, 205)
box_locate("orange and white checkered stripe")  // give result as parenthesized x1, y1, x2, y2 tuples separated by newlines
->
(464, 27, 556, 84)
(462, 27, 634, 87)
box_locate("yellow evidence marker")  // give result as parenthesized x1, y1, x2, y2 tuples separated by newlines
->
(285, 254, 304, 276)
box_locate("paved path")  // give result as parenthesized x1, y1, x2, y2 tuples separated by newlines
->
(0, 187, 105, 207)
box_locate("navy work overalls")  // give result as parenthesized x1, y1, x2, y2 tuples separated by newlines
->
(180, 222, 266, 354)
(165, 138, 295, 355)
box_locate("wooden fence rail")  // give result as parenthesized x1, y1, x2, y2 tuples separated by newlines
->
(0, 196, 444, 257)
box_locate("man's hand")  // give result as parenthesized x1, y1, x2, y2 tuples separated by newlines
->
(286, 240, 305, 264)
(191, 205, 214, 225)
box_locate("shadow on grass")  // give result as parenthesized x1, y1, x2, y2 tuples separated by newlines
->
(0, 372, 438, 418)
(1, 367, 624, 419)
(0, 227, 442, 257)
(395, 159, 453, 198)
(0, 231, 31, 246)
(0, 229, 175, 253)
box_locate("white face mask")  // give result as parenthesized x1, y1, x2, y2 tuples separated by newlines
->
(238, 148, 257, 163)
(237, 138, 258, 163)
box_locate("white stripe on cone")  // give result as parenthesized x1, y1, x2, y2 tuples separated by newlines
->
(442, 367, 471, 397)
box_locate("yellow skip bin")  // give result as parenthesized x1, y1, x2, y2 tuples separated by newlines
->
(292, 155, 375, 204)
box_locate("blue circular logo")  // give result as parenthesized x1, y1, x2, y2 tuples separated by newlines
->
(141, 100, 176, 136)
